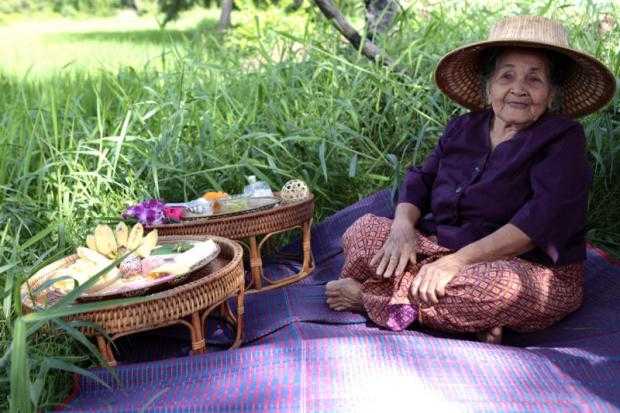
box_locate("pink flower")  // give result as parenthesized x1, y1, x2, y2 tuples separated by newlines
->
(164, 207, 184, 221)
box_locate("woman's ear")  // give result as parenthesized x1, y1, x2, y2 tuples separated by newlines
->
(547, 87, 557, 110)
(485, 81, 492, 105)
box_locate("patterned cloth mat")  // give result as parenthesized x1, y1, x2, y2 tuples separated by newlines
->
(63, 191, 620, 412)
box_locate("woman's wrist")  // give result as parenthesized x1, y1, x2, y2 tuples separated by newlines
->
(452, 223, 533, 265)
(452, 245, 479, 265)
(394, 202, 421, 228)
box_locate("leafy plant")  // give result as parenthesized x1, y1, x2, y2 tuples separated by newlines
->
(2, 226, 148, 412)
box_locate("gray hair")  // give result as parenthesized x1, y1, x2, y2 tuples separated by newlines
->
(479, 47, 570, 114)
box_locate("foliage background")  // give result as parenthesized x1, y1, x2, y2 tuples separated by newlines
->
(1, 0, 128, 15)
(0, 0, 618, 410)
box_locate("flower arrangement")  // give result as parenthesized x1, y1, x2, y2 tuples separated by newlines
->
(122, 199, 185, 226)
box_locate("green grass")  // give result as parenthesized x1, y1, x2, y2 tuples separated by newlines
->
(0, 1, 619, 411)
(0, 8, 311, 77)
(0, 10, 211, 77)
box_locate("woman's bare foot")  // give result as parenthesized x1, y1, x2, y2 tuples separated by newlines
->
(325, 278, 363, 312)
(477, 326, 503, 344)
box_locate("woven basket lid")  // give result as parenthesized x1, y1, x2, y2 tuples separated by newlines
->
(434, 15, 617, 118)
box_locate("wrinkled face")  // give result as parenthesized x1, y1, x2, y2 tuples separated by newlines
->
(487, 49, 555, 126)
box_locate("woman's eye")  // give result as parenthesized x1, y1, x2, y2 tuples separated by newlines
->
(529, 77, 542, 83)
(500, 73, 513, 80)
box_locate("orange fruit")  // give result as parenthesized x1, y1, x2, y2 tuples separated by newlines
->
(202, 191, 228, 201)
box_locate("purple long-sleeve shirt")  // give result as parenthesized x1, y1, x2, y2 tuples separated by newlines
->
(398, 109, 591, 265)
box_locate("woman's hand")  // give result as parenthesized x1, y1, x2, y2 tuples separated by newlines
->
(410, 253, 467, 304)
(370, 219, 417, 279)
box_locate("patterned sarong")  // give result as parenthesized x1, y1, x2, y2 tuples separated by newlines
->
(341, 214, 584, 332)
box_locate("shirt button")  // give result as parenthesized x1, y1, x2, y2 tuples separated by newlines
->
(455, 186, 462, 194)
(474, 166, 480, 172)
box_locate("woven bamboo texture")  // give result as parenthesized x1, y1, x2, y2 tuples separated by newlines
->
(434, 16, 616, 118)
(149, 194, 315, 240)
(70, 236, 243, 335)
(23, 235, 245, 366)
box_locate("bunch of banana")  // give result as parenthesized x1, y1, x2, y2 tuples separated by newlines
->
(38, 223, 160, 300)
(85, 223, 158, 259)
(84, 223, 158, 278)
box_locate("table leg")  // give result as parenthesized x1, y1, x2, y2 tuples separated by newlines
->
(96, 335, 117, 367)
(249, 236, 263, 290)
(245, 220, 315, 293)
(190, 312, 206, 353)
(231, 286, 245, 349)
(301, 220, 313, 273)
(220, 301, 235, 326)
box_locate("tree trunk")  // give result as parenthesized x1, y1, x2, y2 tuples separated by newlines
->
(312, 0, 394, 66)
(219, 0, 234, 31)
(364, 0, 399, 38)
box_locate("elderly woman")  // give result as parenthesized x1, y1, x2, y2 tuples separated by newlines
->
(325, 16, 616, 343)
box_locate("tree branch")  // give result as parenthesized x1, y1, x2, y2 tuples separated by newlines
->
(312, 0, 394, 66)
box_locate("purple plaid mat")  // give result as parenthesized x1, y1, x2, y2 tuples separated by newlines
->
(64, 191, 620, 412)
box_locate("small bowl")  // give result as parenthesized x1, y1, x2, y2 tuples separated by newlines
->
(187, 199, 214, 215)
(166, 199, 214, 215)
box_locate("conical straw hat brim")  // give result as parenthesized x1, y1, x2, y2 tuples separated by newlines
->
(435, 39, 617, 118)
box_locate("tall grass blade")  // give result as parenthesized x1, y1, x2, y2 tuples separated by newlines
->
(9, 319, 30, 413)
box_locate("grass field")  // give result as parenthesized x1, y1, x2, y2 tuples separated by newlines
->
(1, 1, 619, 411)
(0, 8, 310, 77)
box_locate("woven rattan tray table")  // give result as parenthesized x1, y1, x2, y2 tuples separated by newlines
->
(150, 194, 315, 292)
(24, 235, 245, 367)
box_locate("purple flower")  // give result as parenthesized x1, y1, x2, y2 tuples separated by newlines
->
(144, 199, 165, 209)
(123, 199, 167, 226)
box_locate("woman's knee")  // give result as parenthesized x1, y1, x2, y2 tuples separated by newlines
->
(426, 263, 523, 327)
(352, 214, 385, 232)
(343, 214, 391, 248)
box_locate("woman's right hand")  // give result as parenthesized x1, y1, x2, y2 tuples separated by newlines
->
(370, 217, 417, 279)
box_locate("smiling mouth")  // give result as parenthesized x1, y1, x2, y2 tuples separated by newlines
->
(506, 102, 529, 109)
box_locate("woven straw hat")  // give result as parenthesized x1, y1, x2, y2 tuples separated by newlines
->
(435, 15, 617, 118)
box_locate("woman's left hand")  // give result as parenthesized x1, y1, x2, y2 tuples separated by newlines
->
(410, 254, 468, 305)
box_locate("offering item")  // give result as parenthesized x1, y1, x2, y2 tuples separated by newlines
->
(86, 222, 158, 279)
(123, 199, 166, 226)
(202, 192, 229, 201)
(182, 196, 280, 219)
(280, 180, 309, 203)
(202, 192, 229, 214)
(165, 193, 230, 216)
(37, 222, 157, 296)
(243, 176, 273, 198)
(22, 223, 220, 306)
(90, 238, 220, 298)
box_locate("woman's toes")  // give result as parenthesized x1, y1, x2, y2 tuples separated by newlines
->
(341, 279, 362, 300)
(489, 327, 503, 344)
(477, 326, 503, 344)
(326, 279, 341, 288)
(325, 278, 363, 311)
